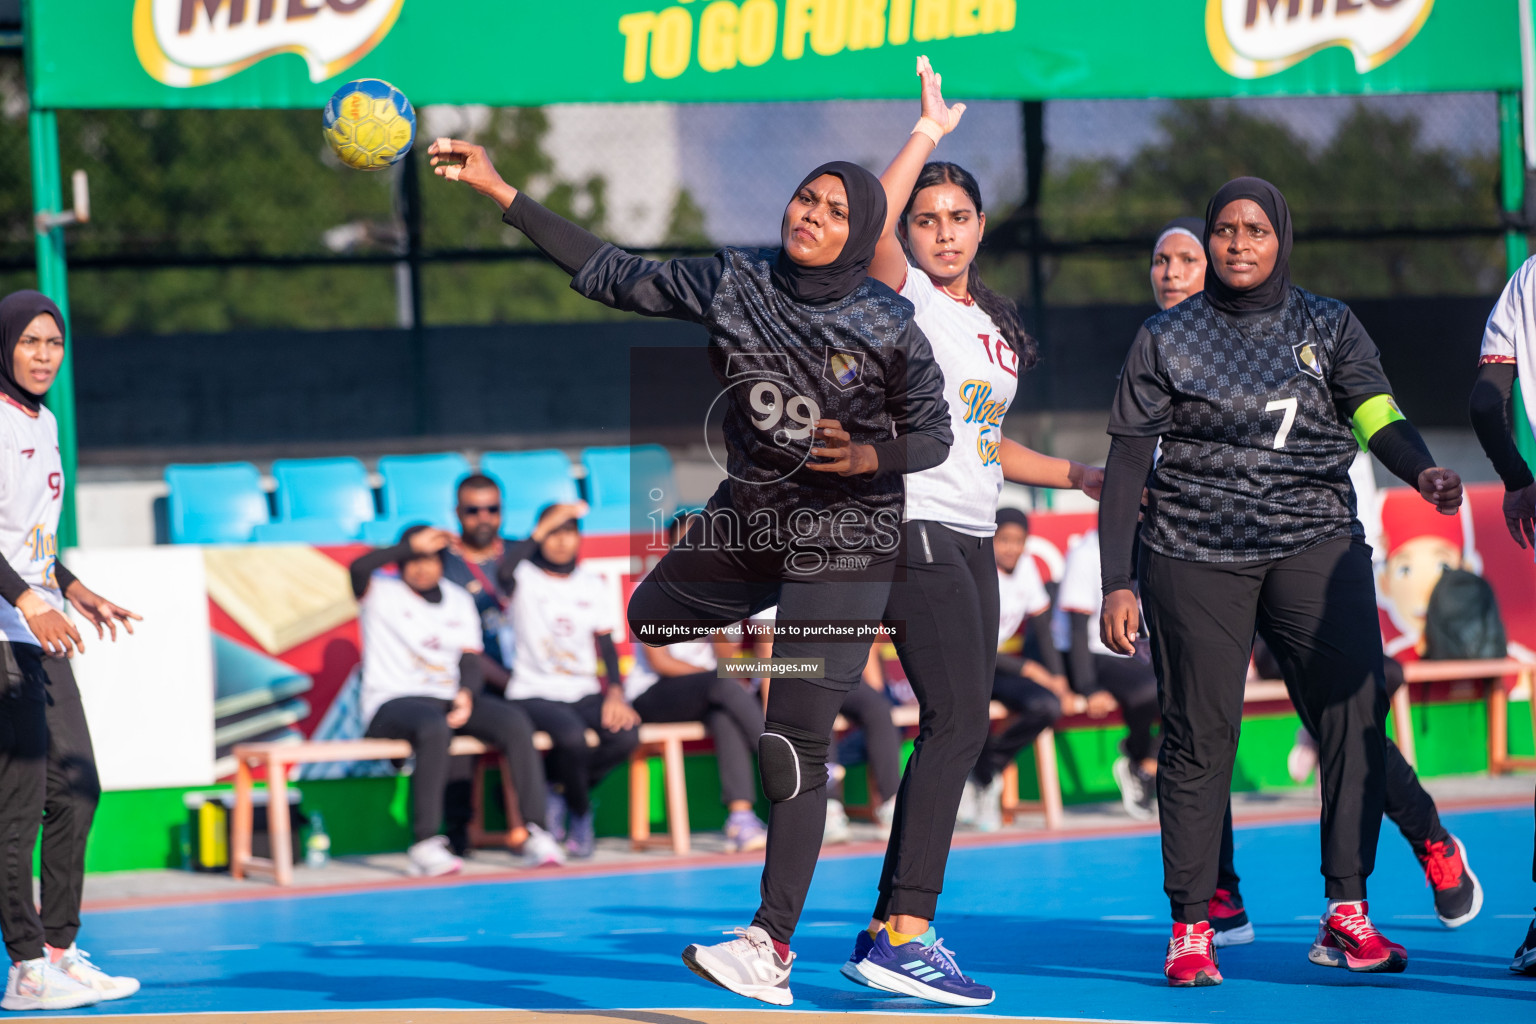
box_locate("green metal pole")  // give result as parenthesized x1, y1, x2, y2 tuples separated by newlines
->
(28, 108, 79, 548)
(1500, 91, 1536, 470)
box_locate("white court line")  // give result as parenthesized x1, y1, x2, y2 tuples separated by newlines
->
(1392, 914, 1437, 919)
(310, 939, 363, 947)
(107, 948, 162, 956)
(510, 931, 565, 939)
(610, 927, 665, 934)
(1100, 915, 1152, 921)
(410, 936, 467, 943)
(1496, 913, 1533, 919)
(208, 944, 258, 951)
(806, 921, 857, 928)
(1294, 915, 1322, 921)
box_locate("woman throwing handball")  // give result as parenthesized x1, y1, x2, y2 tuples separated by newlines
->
(431, 129, 952, 1006)
(827, 57, 1101, 1008)
(1097, 178, 1463, 987)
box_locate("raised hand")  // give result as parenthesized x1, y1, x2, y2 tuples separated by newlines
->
(916, 55, 966, 136)
(428, 138, 519, 210)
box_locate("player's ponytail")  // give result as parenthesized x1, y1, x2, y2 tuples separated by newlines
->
(902, 162, 1038, 372)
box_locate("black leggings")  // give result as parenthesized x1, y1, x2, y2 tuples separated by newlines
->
(1075, 654, 1161, 765)
(366, 693, 548, 842)
(514, 694, 639, 817)
(633, 672, 764, 807)
(973, 671, 1062, 787)
(869, 521, 997, 923)
(1141, 536, 1387, 922)
(39, 656, 101, 951)
(0, 641, 47, 962)
(1218, 649, 1444, 894)
(832, 682, 903, 804)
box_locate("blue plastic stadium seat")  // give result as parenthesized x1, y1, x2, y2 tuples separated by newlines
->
(271, 457, 374, 539)
(377, 453, 470, 531)
(580, 445, 676, 535)
(251, 518, 360, 545)
(359, 516, 431, 546)
(480, 449, 580, 539)
(164, 463, 270, 544)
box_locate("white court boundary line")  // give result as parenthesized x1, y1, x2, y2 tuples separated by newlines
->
(22, 1009, 1203, 1024)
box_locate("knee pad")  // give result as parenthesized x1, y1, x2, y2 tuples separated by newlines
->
(758, 723, 829, 803)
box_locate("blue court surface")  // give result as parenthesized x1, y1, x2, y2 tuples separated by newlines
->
(31, 804, 1536, 1021)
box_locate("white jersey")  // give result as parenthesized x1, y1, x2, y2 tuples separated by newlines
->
(1481, 254, 1536, 438)
(997, 554, 1050, 645)
(506, 561, 621, 703)
(1051, 530, 1126, 659)
(626, 639, 718, 701)
(0, 398, 65, 647)
(358, 575, 482, 725)
(900, 264, 1020, 536)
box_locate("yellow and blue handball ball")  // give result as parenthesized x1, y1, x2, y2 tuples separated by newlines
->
(323, 78, 415, 171)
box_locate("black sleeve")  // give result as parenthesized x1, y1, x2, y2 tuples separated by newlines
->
(869, 321, 954, 476)
(0, 556, 27, 607)
(1067, 611, 1100, 694)
(1099, 435, 1158, 595)
(501, 192, 607, 277)
(350, 543, 411, 599)
(1469, 361, 1536, 490)
(53, 560, 77, 597)
(457, 651, 485, 696)
(1031, 611, 1066, 677)
(570, 244, 727, 324)
(1366, 419, 1438, 489)
(494, 538, 539, 595)
(994, 652, 1029, 677)
(477, 652, 511, 695)
(1107, 327, 1172, 438)
(1327, 308, 1395, 407)
(596, 632, 623, 691)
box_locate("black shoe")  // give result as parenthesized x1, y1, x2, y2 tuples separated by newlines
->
(1513, 916, 1536, 975)
(1411, 833, 1482, 928)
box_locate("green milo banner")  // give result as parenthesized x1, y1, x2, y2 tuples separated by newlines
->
(23, 0, 1522, 109)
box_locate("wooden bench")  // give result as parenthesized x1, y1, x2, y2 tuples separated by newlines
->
(1402, 658, 1536, 775)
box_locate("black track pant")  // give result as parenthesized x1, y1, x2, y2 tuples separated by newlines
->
(1140, 536, 1387, 922)
(628, 540, 892, 944)
(973, 672, 1062, 787)
(0, 641, 47, 962)
(1217, 654, 1444, 895)
(514, 694, 639, 818)
(870, 521, 996, 923)
(1076, 654, 1161, 765)
(832, 682, 903, 803)
(633, 672, 764, 807)
(39, 656, 101, 951)
(366, 694, 549, 842)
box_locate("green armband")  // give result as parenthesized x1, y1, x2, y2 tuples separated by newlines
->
(1350, 394, 1406, 450)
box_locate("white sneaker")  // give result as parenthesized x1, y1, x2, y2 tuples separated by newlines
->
(407, 835, 463, 877)
(824, 799, 851, 845)
(47, 944, 140, 1001)
(974, 775, 1004, 833)
(682, 925, 794, 1006)
(1111, 756, 1157, 821)
(956, 778, 980, 827)
(521, 823, 566, 868)
(2, 957, 102, 1011)
(873, 797, 897, 839)
(1287, 728, 1320, 785)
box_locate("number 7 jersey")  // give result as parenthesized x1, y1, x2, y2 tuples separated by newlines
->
(0, 395, 64, 646)
(1108, 287, 1394, 562)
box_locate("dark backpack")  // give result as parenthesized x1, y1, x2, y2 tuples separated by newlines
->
(1423, 568, 1508, 661)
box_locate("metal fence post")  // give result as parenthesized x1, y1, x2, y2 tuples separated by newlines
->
(29, 107, 78, 548)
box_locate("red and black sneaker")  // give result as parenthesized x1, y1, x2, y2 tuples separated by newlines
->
(1208, 888, 1254, 948)
(1412, 833, 1483, 928)
(1165, 921, 1222, 987)
(1309, 901, 1407, 973)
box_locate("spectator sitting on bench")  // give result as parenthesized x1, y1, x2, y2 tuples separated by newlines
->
(1051, 528, 1162, 821)
(351, 525, 563, 877)
(961, 508, 1080, 832)
(499, 502, 640, 859)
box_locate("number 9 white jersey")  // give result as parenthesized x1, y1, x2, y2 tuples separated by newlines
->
(0, 397, 65, 647)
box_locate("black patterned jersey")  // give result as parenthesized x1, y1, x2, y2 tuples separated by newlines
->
(1108, 287, 1393, 562)
(573, 245, 952, 550)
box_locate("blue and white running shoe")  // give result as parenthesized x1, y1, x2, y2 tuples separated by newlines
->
(839, 928, 879, 986)
(855, 927, 995, 1007)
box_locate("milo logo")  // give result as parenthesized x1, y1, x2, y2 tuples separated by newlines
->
(1206, 0, 1435, 79)
(133, 0, 405, 87)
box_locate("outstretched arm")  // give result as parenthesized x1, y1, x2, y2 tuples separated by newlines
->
(1000, 438, 1103, 498)
(870, 56, 967, 291)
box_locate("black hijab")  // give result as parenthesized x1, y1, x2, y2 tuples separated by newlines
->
(0, 291, 65, 414)
(995, 507, 1031, 534)
(530, 504, 578, 576)
(1201, 177, 1293, 314)
(771, 161, 886, 306)
(1152, 217, 1205, 257)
